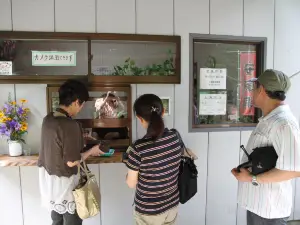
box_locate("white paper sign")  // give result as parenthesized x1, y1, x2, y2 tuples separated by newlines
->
(0, 61, 12, 75)
(32, 51, 76, 66)
(92, 66, 112, 75)
(199, 93, 227, 115)
(200, 68, 227, 89)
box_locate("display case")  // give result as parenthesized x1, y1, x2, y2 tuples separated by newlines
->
(47, 85, 132, 152)
(0, 32, 89, 84)
(0, 31, 181, 84)
(189, 34, 266, 131)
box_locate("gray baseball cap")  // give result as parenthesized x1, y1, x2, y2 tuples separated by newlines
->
(248, 69, 291, 93)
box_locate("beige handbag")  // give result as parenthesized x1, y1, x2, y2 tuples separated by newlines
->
(73, 161, 101, 219)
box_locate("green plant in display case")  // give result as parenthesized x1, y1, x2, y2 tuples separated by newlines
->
(112, 50, 174, 76)
(239, 116, 254, 123)
(112, 58, 144, 76)
(199, 115, 215, 124)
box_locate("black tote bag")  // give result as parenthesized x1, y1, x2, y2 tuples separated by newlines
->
(171, 129, 198, 204)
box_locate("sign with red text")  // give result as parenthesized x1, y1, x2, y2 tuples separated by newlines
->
(239, 52, 256, 116)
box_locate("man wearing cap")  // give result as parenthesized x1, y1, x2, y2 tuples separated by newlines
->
(231, 69, 300, 225)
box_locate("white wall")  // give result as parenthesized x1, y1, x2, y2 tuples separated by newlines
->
(1, 0, 300, 225)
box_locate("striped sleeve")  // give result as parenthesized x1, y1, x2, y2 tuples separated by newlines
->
(271, 124, 300, 171)
(126, 145, 141, 171)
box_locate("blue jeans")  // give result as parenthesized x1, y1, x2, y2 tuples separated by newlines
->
(247, 211, 289, 225)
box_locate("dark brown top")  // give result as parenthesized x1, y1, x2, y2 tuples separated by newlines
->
(37, 111, 84, 177)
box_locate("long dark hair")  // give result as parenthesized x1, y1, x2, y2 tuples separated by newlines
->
(133, 94, 165, 140)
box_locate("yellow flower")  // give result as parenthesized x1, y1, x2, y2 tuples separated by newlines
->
(6, 117, 12, 121)
(1, 117, 7, 122)
(20, 99, 27, 103)
(21, 124, 28, 130)
(0, 111, 4, 118)
(11, 101, 16, 105)
(20, 127, 27, 132)
(24, 108, 30, 112)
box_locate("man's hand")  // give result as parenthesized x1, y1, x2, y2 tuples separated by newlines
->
(231, 168, 252, 182)
(89, 145, 105, 156)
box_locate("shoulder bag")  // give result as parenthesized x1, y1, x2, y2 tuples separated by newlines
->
(73, 161, 101, 219)
(171, 129, 198, 204)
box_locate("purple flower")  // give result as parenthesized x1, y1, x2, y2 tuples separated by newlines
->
(17, 106, 23, 115)
(0, 126, 6, 135)
(14, 122, 21, 131)
(8, 120, 16, 128)
(4, 130, 11, 137)
(0, 124, 9, 137)
(16, 124, 21, 130)
(4, 103, 12, 113)
(5, 120, 20, 131)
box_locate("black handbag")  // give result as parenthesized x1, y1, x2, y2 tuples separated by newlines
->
(237, 145, 278, 175)
(171, 129, 198, 204)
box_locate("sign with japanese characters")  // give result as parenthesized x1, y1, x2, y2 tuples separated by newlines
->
(0, 61, 12, 75)
(239, 52, 256, 116)
(32, 51, 76, 66)
(199, 93, 227, 115)
(200, 68, 227, 90)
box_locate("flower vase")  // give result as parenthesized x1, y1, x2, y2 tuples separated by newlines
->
(8, 140, 22, 157)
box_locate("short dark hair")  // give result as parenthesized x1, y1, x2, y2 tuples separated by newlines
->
(258, 81, 286, 101)
(133, 94, 165, 140)
(58, 79, 89, 106)
(265, 90, 286, 101)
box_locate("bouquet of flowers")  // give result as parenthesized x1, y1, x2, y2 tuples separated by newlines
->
(0, 95, 30, 143)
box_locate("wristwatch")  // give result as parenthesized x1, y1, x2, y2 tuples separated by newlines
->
(252, 175, 259, 186)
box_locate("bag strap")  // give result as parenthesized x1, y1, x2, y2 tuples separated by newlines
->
(170, 128, 192, 158)
(77, 161, 91, 180)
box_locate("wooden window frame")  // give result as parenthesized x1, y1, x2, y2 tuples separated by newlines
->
(0, 31, 181, 84)
(47, 84, 132, 150)
(189, 33, 267, 132)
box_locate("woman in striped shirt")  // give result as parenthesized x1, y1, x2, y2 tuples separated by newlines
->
(126, 94, 182, 225)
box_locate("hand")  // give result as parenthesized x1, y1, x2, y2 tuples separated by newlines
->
(89, 145, 105, 156)
(231, 168, 252, 182)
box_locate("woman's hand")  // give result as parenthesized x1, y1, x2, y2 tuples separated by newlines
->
(89, 145, 105, 156)
(80, 145, 105, 162)
(126, 169, 138, 188)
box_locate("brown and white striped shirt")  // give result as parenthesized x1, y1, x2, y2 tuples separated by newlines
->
(126, 129, 182, 215)
(238, 105, 300, 219)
